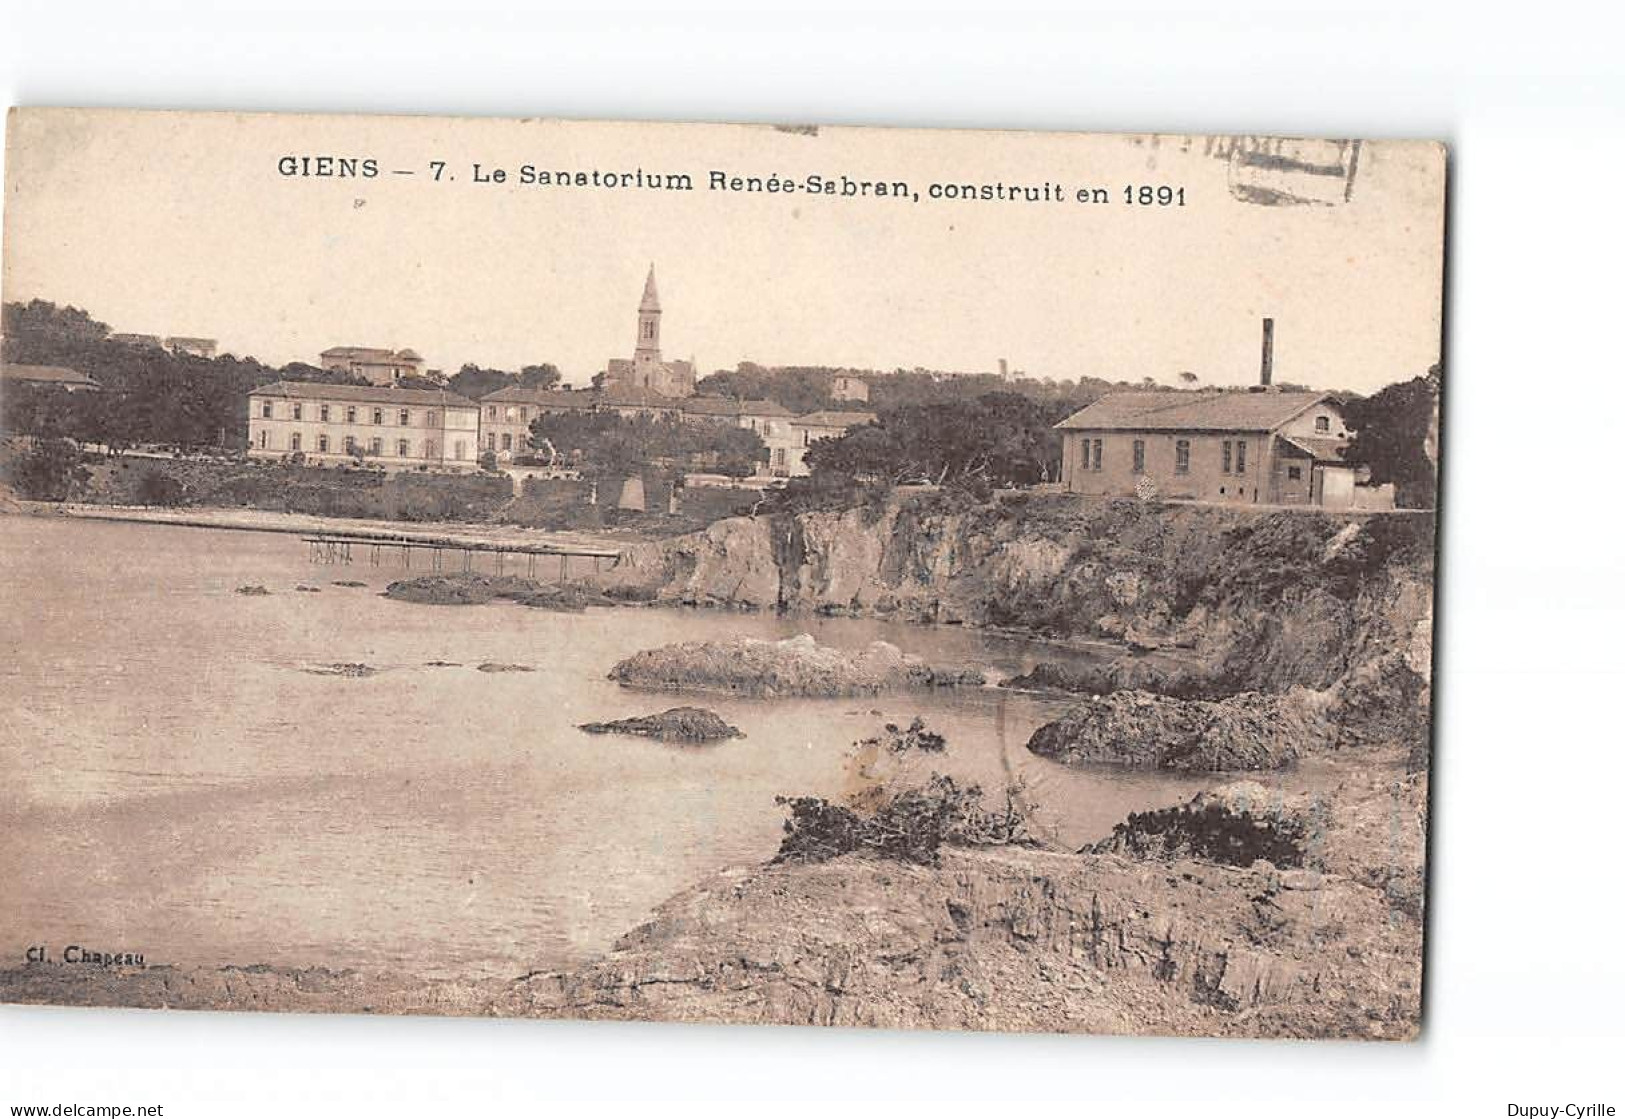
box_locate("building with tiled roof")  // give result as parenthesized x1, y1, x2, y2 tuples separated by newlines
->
(318, 346, 426, 386)
(247, 380, 479, 470)
(1055, 388, 1366, 507)
(0, 363, 101, 391)
(164, 336, 217, 359)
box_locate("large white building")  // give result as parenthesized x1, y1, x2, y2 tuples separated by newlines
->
(247, 381, 480, 470)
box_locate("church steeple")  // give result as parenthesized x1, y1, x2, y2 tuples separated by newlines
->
(633, 263, 662, 379)
(639, 263, 660, 313)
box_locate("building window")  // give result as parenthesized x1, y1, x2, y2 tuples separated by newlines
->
(397, 439, 410, 457)
(344, 436, 355, 454)
(291, 403, 302, 421)
(399, 409, 410, 426)
(1314, 415, 1330, 433)
(501, 433, 513, 451)
(1175, 439, 1190, 474)
(487, 405, 497, 419)
(260, 400, 272, 419)
(1091, 438, 1103, 471)
(519, 407, 529, 422)
(290, 433, 302, 452)
(454, 440, 466, 460)
(1236, 440, 1248, 474)
(1131, 440, 1146, 474)
(318, 434, 329, 453)
(486, 433, 496, 451)
(426, 410, 437, 426)
(319, 405, 330, 422)
(372, 409, 383, 425)
(425, 440, 437, 460)
(369, 438, 382, 456)
(1222, 440, 1233, 474)
(1287, 465, 1302, 480)
(257, 430, 268, 449)
(346, 407, 357, 424)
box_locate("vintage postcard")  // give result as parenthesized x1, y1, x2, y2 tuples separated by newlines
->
(0, 108, 1443, 1039)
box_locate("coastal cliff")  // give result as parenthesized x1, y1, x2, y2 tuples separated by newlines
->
(602, 494, 1435, 700)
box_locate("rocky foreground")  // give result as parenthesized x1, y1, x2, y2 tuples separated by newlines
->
(490, 750, 1425, 1038)
(0, 752, 1425, 1037)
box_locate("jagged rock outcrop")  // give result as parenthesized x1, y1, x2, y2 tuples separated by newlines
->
(1025, 688, 1334, 771)
(608, 633, 985, 698)
(492, 844, 1422, 1039)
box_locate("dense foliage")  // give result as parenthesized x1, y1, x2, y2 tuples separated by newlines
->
(529, 410, 766, 481)
(443, 362, 561, 400)
(2, 437, 89, 500)
(697, 360, 1124, 416)
(803, 391, 1067, 487)
(1340, 368, 1440, 509)
(2, 300, 360, 451)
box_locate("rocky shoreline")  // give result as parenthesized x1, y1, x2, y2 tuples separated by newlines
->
(0, 746, 1425, 1037)
(0, 493, 1434, 1037)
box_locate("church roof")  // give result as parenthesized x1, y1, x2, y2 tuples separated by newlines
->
(639, 264, 660, 312)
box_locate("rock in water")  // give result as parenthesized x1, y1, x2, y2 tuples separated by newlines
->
(607, 633, 985, 698)
(578, 707, 743, 743)
(1025, 688, 1331, 771)
(303, 662, 377, 678)
(384, 573, 611, 612)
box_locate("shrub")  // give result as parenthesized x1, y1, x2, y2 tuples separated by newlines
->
(134, 469, 186, 506)
(4, 438, 87, 501)
(772, 719, 1035, 866)
(774, 774, 1034, 866)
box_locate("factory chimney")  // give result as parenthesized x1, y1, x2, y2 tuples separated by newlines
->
(1260, 317, 1275, 389)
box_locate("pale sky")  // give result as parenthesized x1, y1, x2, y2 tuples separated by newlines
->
(3, 109, 1445, 393)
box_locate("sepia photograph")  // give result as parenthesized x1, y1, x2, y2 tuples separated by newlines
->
(0, 108, 1444, 1041)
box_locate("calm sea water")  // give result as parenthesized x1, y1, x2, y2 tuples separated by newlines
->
(0, 515, 1218, 980)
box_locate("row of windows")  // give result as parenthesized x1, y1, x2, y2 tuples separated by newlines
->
(1081, 437, 1245, 476)
(486, 404, 533, 422)
(254, 430, 469, 459)
(258, 401, 442, 426)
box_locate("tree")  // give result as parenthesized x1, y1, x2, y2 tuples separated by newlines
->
(805, 393, 1064, 488)
(517, 364, 562, 391)
(448, 364, 514, 401)
(1340, 368, 1440, 509)
(1178, 371, 1199, 385)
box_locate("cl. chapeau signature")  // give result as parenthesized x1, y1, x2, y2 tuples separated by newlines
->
(25, 945, 146, 967)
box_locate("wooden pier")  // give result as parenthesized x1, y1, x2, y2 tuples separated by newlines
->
(303, 530, 624, 580)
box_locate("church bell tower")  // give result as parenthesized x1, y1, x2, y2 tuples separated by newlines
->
(633, 264, 662, 385)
